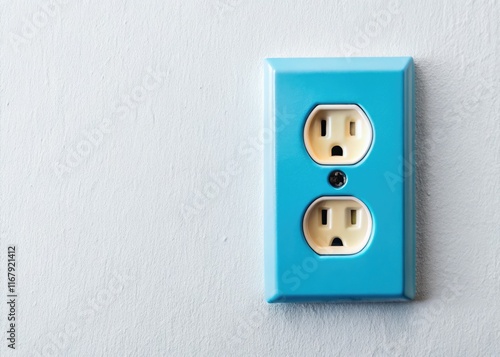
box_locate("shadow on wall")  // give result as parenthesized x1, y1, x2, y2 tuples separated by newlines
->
(414, 61, 429, 301)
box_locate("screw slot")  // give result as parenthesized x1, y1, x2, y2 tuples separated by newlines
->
(328, 170, 346, 188)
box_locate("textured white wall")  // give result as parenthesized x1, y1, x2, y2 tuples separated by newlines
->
(0, 0, 499, 356)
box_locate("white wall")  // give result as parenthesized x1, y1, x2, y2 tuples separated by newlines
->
(1, 0, 499, 355)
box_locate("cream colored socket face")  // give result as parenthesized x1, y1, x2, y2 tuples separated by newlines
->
(303, 196, 373, 255)
(304, 105, 373, 165)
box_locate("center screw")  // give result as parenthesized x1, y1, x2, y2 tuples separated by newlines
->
(328, 170, 346, 188)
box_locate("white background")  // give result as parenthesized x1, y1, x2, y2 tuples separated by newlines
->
(1, 0, 499, 356)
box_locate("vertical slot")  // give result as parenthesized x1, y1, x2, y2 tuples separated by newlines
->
(350, 209, 357, 225)
(321, 209, 328, 225)
(349, 121, 356, 136)
(321, 119, 327, 137)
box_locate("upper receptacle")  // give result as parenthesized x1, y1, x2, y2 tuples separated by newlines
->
(304, 104, 373, 165)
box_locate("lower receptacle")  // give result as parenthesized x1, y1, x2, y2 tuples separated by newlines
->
(303, 196, 373, 255)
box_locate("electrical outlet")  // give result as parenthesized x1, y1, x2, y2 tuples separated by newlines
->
(303, 196, 373, 255)
(264, 57, 415, 302)
(304, 104, 373, 165)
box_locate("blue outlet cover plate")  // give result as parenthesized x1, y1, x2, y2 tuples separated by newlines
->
(264, 57, 415, 302)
